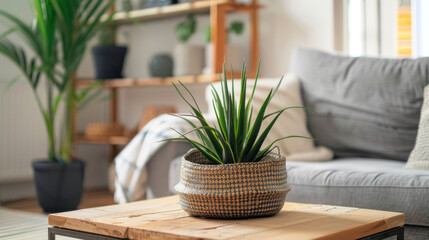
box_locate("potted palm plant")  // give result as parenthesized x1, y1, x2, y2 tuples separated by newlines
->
(167, 62, 311, 219)
(0, 0, 114, 213)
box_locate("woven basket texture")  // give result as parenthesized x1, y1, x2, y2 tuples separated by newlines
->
(175, 148, 290, 219)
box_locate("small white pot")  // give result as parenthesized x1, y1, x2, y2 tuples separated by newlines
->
(173, 44, 205, 76)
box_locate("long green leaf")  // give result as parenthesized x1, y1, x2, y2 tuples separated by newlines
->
(166, 128, 222, 164)
(0, 9, 43, 58)
(239, 90, 273, 162)
(263, 106, 316, 120)
(236, 61, 247, 154)
(242, 110, 283, 162)
(172, 81, 223, 156)
(1, 75, 21, 93)
(169, 113, 216, 154)
(253, 135, 314, 162)
(192, 125, 236, 164)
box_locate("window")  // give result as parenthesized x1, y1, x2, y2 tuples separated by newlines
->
(412, 0, 429, 57)
(348, 0, 365, 56)
(345, 0, 421, 58)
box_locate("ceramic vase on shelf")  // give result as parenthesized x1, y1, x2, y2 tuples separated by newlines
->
(149, 53, 173, 78)
(173, 43, 204, 76)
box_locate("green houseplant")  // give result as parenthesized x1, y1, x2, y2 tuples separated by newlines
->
(0, 0, 114, 213)
(173, 14, 204, 76)
(168, 62, 311, 218)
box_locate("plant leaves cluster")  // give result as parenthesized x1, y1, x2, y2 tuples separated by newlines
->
(166, 61, 312, 164)
(97, 25, 117, 46)
(176, 14, 196, 43)
(228, 21, 244, 35)
(0, 0, 114, 163)
(203, 21, 245, 43)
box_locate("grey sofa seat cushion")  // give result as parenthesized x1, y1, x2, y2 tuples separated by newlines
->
(290, 48, 429, 161)
(286, 158, 429, 226)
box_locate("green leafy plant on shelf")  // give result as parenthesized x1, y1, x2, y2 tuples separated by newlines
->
(97, 25, 117, 46)
(0, 0, 114, 163)
(203, 21, 245, 43)
(165, 62, 312, 164)
(176, 14, 196, 43)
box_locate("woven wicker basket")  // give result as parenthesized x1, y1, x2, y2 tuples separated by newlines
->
(175, 148, 290, 219)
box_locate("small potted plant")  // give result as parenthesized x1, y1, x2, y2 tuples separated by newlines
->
(173, 14, 204, 76)
(166, 62, 311, 219)
(92, 25, 128, 79)
(0, 0, 113, 213)
(202, 21, 245, 75)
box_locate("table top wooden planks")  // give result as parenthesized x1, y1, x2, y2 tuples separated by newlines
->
(49, 195, 404, 240)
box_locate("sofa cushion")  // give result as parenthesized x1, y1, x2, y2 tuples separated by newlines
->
(286, 158, 429, 226)
(407, 85, 429, 170)
(290, 48, 429, 161)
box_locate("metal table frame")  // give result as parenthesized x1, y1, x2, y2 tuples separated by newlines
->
(48, 226, 405, 240)
(48, 227, 124, 240)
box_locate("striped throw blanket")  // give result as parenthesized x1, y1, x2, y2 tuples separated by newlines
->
(114, 114, 198, 204)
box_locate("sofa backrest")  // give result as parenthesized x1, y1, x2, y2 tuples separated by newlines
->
(290, 48, 429, 161)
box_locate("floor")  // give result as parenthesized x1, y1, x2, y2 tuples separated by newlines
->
(2, 189, 115, 214)
(0, 189, 116, 239)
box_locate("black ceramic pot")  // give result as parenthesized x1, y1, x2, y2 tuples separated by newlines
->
(92, 45, 127, 79)
(32, 160, 86, 213)
(149, 54, 173, 77)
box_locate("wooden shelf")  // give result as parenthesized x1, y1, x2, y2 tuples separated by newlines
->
(112, 1, 263, 24)
(112, 0, 227, 24)
(77, 134, 132, 146)
(75, 72, 250, 88)
(75, 74, 223, 88)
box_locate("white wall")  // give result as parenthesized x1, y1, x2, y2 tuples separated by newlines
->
(259, 0, 335, 77)
(0, 0, 337, 201)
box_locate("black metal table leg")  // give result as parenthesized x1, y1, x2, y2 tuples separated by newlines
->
(397, 227, 405, 240)
(48, 227, 124, 240)
(48, 227, 55, 240)
(359, 227, 404, 240)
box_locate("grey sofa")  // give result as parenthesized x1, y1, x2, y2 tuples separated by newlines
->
(146, 49, 429, 239)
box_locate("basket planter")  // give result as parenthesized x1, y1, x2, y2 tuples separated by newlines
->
(175, 148, 290, 219)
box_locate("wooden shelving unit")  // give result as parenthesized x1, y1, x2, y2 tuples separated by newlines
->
(75, 74, 220, 89)
(73, 0, 261, 160)
(77, 134, 132, 146)
(112, 0, 227, 24)
(75, 73, 246, 89)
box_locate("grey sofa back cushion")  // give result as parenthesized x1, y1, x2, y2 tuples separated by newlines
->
(290, 48, 429, 161)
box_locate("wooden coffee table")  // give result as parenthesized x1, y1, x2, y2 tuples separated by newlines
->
(48, 195, 404, 240)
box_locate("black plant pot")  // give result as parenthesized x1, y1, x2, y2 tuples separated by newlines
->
(92, 45, 127, 79)
(32, 160, 86, 213)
